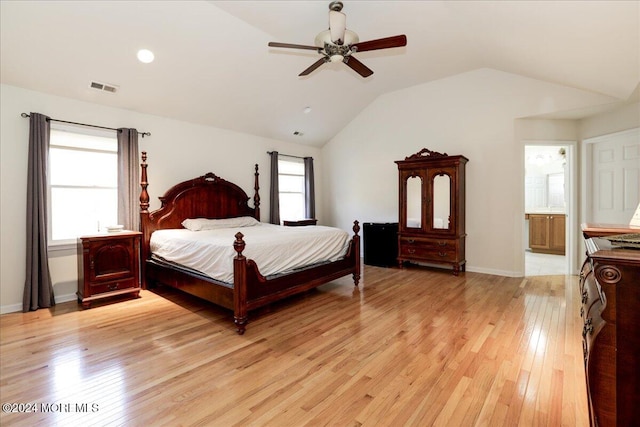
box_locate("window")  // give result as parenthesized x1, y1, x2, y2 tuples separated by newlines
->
(48, 125, 118, 246)
(278, 158, 305, 221)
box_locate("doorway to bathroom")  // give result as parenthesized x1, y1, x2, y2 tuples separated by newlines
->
(524, 144, 573, 276)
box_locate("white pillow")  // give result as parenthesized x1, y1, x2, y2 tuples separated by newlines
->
(181, 216, 259, 231)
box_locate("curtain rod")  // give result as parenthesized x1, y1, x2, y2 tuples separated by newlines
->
(266, 151, 310, 160)
(20, 113, 151, 138)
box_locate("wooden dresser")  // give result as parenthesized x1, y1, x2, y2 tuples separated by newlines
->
(579, 225, 640, 427)
(77, 231, 142, 308)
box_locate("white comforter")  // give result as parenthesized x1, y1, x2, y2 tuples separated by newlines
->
(150, 223, 350, 284)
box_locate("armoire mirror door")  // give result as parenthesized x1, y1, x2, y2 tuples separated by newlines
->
(406, 175, 422, 229)
(432, 173, 451, 230)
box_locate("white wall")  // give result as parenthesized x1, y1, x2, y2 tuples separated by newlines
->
(1, 84, 321, 313)
(580, 102, 640, 140)
(320, 68, 618, 277)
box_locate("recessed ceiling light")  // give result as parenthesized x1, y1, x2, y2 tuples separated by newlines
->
(303, 106, 312, 114)
(137, 49, 155, 64)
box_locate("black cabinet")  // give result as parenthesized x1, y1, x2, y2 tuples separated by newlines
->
(363, 222, 399, 267)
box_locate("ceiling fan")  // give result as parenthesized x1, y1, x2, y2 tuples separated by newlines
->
(268, 1, 407, 78)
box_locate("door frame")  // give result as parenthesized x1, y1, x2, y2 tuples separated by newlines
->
(523, 140, 578, 275)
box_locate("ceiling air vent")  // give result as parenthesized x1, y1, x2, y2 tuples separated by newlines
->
(89, 81, 118, 93)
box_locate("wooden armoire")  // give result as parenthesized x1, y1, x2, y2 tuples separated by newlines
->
(396, 149, 468, 275)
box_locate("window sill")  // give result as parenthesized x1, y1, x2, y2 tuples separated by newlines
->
(48, 242, 76, 257)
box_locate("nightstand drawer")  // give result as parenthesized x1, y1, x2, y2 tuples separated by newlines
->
(89, 278, 138, 295)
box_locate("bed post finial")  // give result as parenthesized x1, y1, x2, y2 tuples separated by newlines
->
(233, 232, 248, 334)
(140, 151, 149, 213)
(254, 163, 260, 220)
(233, 232, 246, 258)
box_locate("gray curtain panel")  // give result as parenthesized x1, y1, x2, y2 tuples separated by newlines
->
(304, 157, 315, 219)
(23, 112, 55, 312)
(117, 128, 140, 231)
(269, 151, 280, 224)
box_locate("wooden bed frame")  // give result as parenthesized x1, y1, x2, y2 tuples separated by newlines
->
(138, 152, 360, 334)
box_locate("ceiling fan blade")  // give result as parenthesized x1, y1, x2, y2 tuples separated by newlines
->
(268, 42, 320, 51)
(344, 56, 373, 78)
(352, 35, 407, 52)
(299, 58, 327, 76)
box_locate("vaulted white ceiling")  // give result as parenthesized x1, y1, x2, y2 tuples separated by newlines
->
(1, 1, 638, 147)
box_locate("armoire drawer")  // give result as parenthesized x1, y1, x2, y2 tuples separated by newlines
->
(399, 238, 458, 262)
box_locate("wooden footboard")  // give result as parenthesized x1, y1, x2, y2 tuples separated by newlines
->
(232, 221, 360, 334)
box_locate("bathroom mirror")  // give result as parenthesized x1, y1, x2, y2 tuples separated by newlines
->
(432, 174, 451, 229)
(406, 176, 422, 228)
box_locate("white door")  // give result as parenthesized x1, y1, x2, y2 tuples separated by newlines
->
(589, 128, 640, 224)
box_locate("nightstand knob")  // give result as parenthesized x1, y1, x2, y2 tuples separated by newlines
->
(108, 283, 119, 291)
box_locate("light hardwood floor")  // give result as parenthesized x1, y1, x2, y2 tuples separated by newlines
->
(0, 265, 588, 426)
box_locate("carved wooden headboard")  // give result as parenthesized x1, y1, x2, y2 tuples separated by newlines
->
(139, 152, 260, 261)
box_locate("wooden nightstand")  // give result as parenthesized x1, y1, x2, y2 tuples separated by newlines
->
(283, 219, 317, 226)
(77, 231, 142, 308)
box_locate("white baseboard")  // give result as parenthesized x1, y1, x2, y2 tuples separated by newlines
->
(465, 265, 523, 278)
(0, 303, 22, 315)
(0, 292, 78, 315)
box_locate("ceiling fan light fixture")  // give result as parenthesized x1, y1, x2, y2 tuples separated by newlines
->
(329, 10, 346, 44)
(315, 29, 359, 48)
(330, 54, 344, 63)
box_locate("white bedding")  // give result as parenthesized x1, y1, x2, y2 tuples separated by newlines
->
(150, 223, 350, 284)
